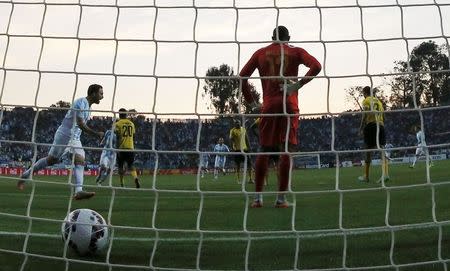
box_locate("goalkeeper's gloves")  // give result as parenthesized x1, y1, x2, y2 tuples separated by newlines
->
(280, 80, 305, 95)
(249, 102, 261, 114)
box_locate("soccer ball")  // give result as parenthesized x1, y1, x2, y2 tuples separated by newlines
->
(61, 208, 109, 255)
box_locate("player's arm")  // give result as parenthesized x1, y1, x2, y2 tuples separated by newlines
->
(245, 132, 251, 151)
(76, 117, 103, 139)
(229, 129, 234, 149)
(359, 102, 368, 134)
(285, 49, 322, 94)
(239, 51, 259, 105)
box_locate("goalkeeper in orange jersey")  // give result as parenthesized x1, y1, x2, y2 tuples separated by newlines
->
(115, 108, 141, 188)
(239, 26, 322, 208)
(358, 86, 390, 184)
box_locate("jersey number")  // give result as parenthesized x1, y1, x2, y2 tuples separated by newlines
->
(122, 125, 133, 137)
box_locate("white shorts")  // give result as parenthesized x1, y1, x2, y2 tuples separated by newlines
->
(415, 146, 426, 156)
(100, 151, 116, 170)
(49, 131, 85, 159)
(214, 156, 226, 169)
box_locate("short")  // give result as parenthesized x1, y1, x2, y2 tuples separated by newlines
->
(214, 156, 226, 169)
(100, 151, 116, 170)
(233, 150, 251, 165)
(415, 146, 426, 156)
(363, 122, 386, 148)
(199, 161, 209, 168)
(259, 103, 299, 147)
(49, 130, 85, 159)
(117, 151, 135, 169)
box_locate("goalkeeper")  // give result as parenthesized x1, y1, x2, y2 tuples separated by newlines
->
(239, 26, 321, 208)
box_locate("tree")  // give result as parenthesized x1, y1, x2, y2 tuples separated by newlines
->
(389, 41, 450, 108)
(345, 86, 364, 110)
(345, 86, 389, 110)
(203, 64, 260, 115)
(50, 100, 71, 108)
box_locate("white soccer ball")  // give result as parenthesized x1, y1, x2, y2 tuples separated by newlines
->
(61, 208, 109, 255)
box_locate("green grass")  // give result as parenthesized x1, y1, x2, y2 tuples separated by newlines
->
(1, 160, 450, 270)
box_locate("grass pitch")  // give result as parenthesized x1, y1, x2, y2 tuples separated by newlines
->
(1, 160, 450, 270)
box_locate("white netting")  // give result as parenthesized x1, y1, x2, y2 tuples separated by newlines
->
(1, 1, 450, 270)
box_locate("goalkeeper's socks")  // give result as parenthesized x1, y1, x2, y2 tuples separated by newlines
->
(278, 155, 290, 192)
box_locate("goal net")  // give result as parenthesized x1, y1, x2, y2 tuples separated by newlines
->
(1, 1, 450, 270)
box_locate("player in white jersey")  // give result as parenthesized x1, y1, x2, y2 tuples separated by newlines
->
(18, 84, 104, 200)
(198, 151, 210, 178)
(384, 143, 394, 161)
(410, 125, 433, 168)
(213, 137, 230, 180)
(96, 129, 117, 186)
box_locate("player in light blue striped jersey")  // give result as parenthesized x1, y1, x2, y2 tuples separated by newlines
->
(213, 137, 230, 180)
(96, 129, 117, 185)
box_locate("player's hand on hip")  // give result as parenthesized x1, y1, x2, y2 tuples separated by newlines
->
(280, 79, 304, 95)
(249, 102, 261, 114)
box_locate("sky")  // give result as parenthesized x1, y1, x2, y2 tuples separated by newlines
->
(0, 0, 449, 119)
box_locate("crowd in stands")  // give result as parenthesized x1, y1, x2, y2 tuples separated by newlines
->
(1, 106, 449, 169)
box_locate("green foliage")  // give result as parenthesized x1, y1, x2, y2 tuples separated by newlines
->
(389, 41, 450, 108)
(203, 64, 260, 115)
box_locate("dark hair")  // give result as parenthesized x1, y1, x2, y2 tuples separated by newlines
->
(87, 84, 102, 96)
(362, 86, 372, 96)
(118, 108, 127, 119)
(272, 26, 290, 41)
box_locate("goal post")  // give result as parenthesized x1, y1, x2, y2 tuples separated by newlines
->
(1, 1, 450, 271)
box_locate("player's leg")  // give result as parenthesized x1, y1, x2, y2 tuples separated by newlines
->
(251, 115, 277, 207)
(127, 152, 140, 189)
(234, 155, 242, 184)
(274, 115, 298, 207)
(358, 123, 374, 182)
(71, 142, 95, 200)
(221, 157, 227, 175)
(245, 153, 253, 184)
(377, 126, 389, 183)
(18, 131, 68, 190)
(252, 154, 269, 207)
(117, 153, 125, 187)
(96, 152, 108, 185)
(410, 147, 421, 168)
(213, 156, 219, 179)
(425, 147, 434, 167)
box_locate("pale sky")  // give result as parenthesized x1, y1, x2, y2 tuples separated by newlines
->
(0, 0, 449, 118)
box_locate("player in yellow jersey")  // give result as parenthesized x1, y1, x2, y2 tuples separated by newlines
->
(229, 119, 253, 184)
(115, 108, 140, 188)
(358, 86, 389, 184)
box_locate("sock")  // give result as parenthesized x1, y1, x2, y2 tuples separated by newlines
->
(22, 157, 48, 179)
(73, 165, 84, 193)
(254, 193, 262, 202)
(255, 155, 269, 193)
(96, 168, 103, 182)
(131, 169, 138, 179)
(364, 162, 370, 179)
(383, 158, 389, 177)
(412, 156, 418, 166)
(214, 169, 218, 178)
(278, 155, 290, 193)
(277, 194, 286, 202)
